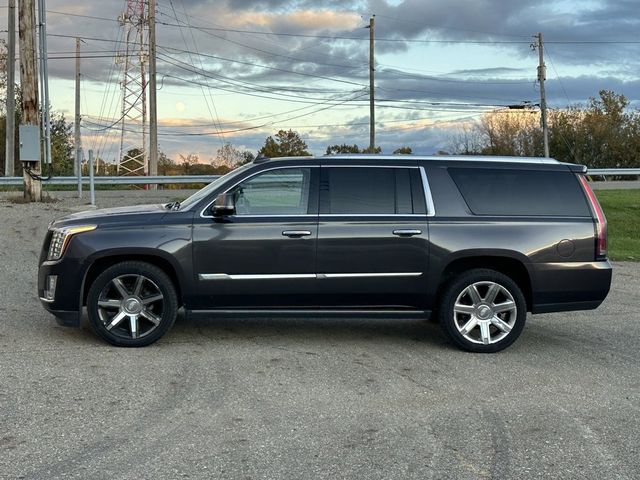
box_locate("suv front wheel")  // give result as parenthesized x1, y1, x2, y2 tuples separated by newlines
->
(438, 269, 526, 353)
(87, 261, 178, 347)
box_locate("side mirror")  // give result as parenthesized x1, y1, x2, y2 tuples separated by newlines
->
(212, 194, 236, 217)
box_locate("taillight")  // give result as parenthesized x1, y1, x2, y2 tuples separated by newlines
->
(578, 175, 607, 259)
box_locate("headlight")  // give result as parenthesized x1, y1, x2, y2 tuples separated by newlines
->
(47, 225, 97, 261)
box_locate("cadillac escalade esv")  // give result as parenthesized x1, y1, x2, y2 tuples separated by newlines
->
(38, 155, 612, 352)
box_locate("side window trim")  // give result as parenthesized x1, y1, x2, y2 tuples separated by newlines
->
(420, 167, 436, 217)
(200, 165, 319, 218)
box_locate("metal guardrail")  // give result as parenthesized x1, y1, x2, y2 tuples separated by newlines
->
(0, 175, 222, 186)
(586, 169, 640, 176)
(0, 169, 638, 186)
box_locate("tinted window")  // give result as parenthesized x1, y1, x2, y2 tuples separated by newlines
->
(322, 167, 414, 214)
(181, 163, 252, 211)
(229, 168, 311, 215)
(449, 168, 590, 216)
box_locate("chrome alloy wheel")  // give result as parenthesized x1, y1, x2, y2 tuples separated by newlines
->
(453, 281, 517, 345)
(96, 274, 164, 340)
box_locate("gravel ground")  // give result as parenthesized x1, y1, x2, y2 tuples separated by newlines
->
(0, 191, 638, 480)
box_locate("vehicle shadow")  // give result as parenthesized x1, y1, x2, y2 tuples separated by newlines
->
(166, 312, 451, 349)
(28, 310, 447, 351)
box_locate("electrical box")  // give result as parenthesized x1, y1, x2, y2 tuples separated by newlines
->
(19, 125, 41, 162)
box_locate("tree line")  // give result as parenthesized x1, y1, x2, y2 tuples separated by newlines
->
(451, 90, 640, 168)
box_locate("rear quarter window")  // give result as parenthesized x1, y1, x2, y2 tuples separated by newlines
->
(448, 168, 591, 216)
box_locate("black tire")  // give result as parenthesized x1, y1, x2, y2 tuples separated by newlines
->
(87, 261, 178, 347)
(437, 269, 526, 353)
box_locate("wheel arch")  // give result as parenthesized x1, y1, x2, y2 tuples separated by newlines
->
(81, 252, 184, 307)
(435, 252, 533, 311)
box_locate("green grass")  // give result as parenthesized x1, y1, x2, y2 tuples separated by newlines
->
(596, 189, 640, 261)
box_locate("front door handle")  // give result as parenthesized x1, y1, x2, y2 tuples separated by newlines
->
(282, 230, 312, 238)
(393, 229, 422, 237)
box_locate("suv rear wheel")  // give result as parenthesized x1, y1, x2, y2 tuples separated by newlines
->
(87, 261, 178, 347)
(438, 269, 526, 353)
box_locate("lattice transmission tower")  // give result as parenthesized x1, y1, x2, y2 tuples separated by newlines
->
(116, 0, 148, 176)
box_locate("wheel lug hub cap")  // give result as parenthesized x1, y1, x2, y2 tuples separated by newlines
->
(477, 305, 492, 320)
(123, 297, 142, 314)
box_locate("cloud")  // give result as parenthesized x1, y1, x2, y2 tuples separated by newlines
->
(223, 9, 362, 31)
(26, 0, 639, 159)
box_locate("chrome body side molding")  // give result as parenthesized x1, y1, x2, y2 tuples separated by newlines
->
(198, 273, 317, 281)
(199, 272, 423, 281)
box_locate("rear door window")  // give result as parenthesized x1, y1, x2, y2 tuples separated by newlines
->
(320, 167, 415, 214)
(449, 168, 590, 216)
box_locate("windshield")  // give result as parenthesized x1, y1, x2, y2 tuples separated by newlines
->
(178, 163, 253, 211)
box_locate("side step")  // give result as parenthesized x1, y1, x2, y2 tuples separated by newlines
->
(186, 309, 431, 320)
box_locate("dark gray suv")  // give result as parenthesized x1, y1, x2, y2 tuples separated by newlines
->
(38, 155, 612, 352)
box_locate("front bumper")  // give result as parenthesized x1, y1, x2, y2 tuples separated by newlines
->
(39, 306, 81, 327)
(38, 257, 85, 328)
(530, 260, 612, 314)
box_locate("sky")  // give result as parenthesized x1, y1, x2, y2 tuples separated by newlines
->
(2, 0, 639, 162)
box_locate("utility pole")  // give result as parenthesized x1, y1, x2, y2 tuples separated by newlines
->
(74, 37, 83, 197)
(37, 0, 52, 166)
(5, 0, 16, 176)
(367, 16, 375, 152)
(535, 32, 549, 158)
(19, 0, 42, 201)
(148, 0, 158, 186)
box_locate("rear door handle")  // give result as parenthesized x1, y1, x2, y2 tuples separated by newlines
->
(282, 230, 312, 237)
(393, 229, 422, 237)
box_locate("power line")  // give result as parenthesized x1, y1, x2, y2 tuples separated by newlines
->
(369, 13, 532, 39)
(34, 9, 640, 47)
(48, 32, 368, 88)
(158, 45, 366, 88)
(378, 98, 518, 107)
(543, 45, 573, 106)
(160, 60, 522, 110)
(377, 67, 534, 85)
(375, 83, 527, 103)
(83, 109, 488, 137)
(155, 3, 365, 69)
(377, 62, 523, 77)
(94, 29, 125, 163)
(158, 53, 366, 104)
(154, 44, 532, 103)
(84, 96, 498, 135)
(46, 9, 119, 23)
(157, 48, 525, 105)
(47, 54, 133, 60)
(84, 90, 369, 136)
(86, 88, 368, 128)
(155, 21, 640, 44)
(42, 8, 640, 45)
(87, 89, 146, 132)
(167, 0, 225, 145)
(85, 88, 367, 131)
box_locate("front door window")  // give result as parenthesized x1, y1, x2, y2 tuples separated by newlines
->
(227, 168, 311, 216)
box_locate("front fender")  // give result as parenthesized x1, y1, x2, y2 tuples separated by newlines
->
(73, 223, 193, 308)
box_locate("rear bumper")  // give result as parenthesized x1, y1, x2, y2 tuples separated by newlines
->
(530, 260, 612, 314)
